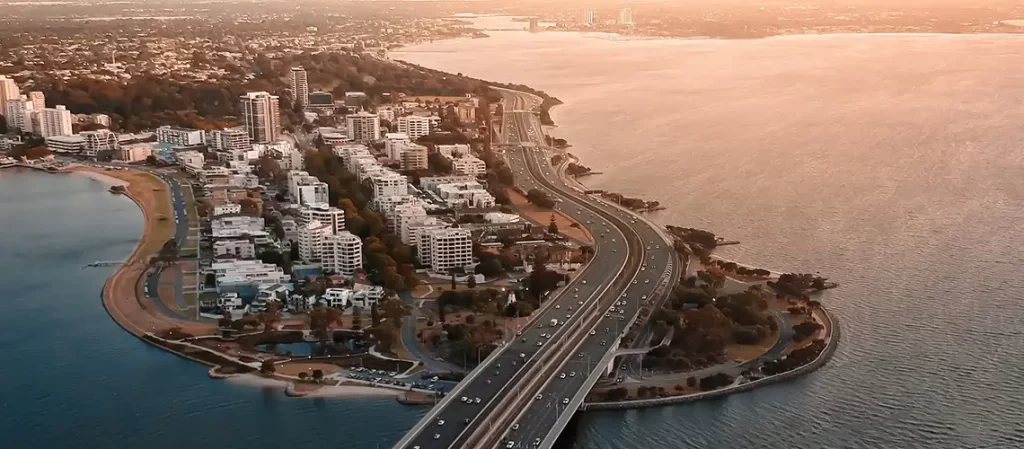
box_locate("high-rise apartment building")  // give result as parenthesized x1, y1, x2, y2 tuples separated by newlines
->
(321, 231, 363, 275)
(290, 67, 309, 107)
(0, 75, 19, 117)
(401, 144, 428, 171)
(239, 92, 281, 144)
(428, 228, 473, 273)
(5, 95, 34, 133)
(33, 105, 73, 137)
(298, 220, 333, 262)
(346, 110, 381, 143)
(208, 127, 251, 151)
(396, 115, 438, 140)
(300, 204, 346, 235)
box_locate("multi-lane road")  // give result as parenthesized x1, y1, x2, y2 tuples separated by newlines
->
(393, 89, 679, 449)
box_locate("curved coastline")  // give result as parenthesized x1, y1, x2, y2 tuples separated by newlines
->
(537, 90, 841, 409)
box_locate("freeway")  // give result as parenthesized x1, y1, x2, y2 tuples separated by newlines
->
(394, 140, 638, 449)
(483, 90, 679, 449)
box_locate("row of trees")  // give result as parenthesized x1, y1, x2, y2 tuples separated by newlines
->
(526, 188, 555, 209)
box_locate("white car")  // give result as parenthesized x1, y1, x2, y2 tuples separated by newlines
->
(506, 442, 515, 448)
(536, 341, 543, 347)
(559, 373, 566, 379)
(535, 394, 543, 400)
(562, 398, 570, 405)
(645, 279, 650, 284)
(642, 295, 648, 300)
(437, 419, 445, 426)
(512, 423, 520, 430)
(589, 330, 596, 335)
(433, 434, 441, 440)
(555, 305, 560, 309)
(570, 372, 576, 377)
(460, 396, 468, 403)
(474, 397, 482, 404)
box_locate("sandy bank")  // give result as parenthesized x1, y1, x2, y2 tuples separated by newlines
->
(68, 168, 129, 187)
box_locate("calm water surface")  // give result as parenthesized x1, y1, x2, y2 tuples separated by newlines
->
(0, 169, 422, 449)
(395, 29, 1024, 448)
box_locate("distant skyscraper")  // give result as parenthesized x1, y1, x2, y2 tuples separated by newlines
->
(290, 67, 309, 108)
(619, 8, 634, 25)
(581, 9, 595, 26)
(239, 92, 281, 144)
(0, 75, 19, 119)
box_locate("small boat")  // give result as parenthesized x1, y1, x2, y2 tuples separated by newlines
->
(109, 185, 126, 194)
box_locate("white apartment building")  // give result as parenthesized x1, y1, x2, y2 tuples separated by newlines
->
(437, 144, 471, 160)
(212, 203, 242, 216)
(371, 172, 409, 198)
(396, 115, 438, 140)
(619, 7, 634, 25)
(5, 95, 34, 132)
(208, 127, 250, 152)
(45, 135, 85, 153)
(320, 128, 349, 146)
(294, 183, 329, 207)
(178, 150, 205, 170)
(452, 156, 487, 177)
(395, 203, 430, 245)
(213, 239, 257, 259)
(240, 92, 281, 144)
(80, 130, 120, 157)
(291, 67, 309, 107)
(436, 182, 496, 209)
(298, 219, 333, 262)
(113, 145, 152, 163)
(288, 170, 329, 206)
(156, 126, 205, 146)
(372, 195, 416, 231)
(0, 75, 19, 116)
(300, 204, 346, 235)
(377, 105, 403, 123)
(384, 133, 411, 160)
(427, 228, 473, 273)
(212, 215, 266, 238)
(33, 105, 73, 137)
(322, 231, 363, 275)
(419, 175, 478, 192)
(402, 144, 428, 171)
(345, 110, 381, 143)
(211, 260, 290, 288)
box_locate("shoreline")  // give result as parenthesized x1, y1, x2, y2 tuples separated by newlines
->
(527, 86, 841, 408)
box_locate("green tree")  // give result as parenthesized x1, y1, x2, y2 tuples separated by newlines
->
(548, 215, 559, 235)
(370, 303, 381, 327)
(467, 275, 477, 289)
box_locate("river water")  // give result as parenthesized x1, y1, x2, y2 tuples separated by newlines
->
(4, 28, 1024, 449)
(0, 169, 422, 449)
(394, 25, 1024, 449)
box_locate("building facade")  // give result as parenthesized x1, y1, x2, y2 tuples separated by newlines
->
(213, 239, 257, 259)
(33, 105, 73, 137)
(321, 231, 363, 275)
(300, 204, 346, 235)
(157, 126, 205, 146)
(396, 115, 438, 140)
(291, 67, 309, 107)
(345, 111, 381, 143)
(298, 219, 333, 262)
(240, 92, 281, 144)
(427, 228, 473, 273)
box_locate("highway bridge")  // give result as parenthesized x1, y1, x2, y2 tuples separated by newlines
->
(392, 89, 679, 449)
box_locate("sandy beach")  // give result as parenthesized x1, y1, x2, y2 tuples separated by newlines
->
(68, 165, 215, 337)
